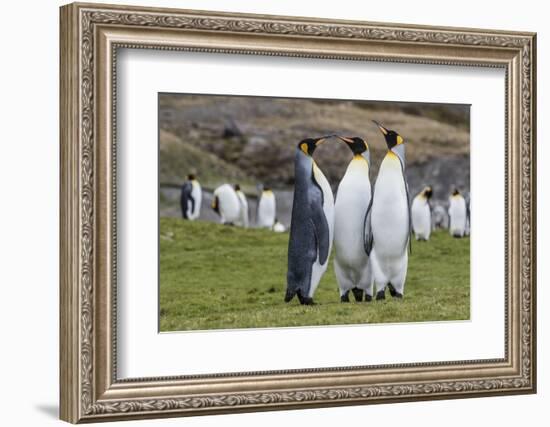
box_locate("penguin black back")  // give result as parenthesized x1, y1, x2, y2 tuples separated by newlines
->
(286, 137, 331, 305)
(180, 175, 195, 219)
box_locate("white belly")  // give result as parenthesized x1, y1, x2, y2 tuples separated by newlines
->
(309, 163, 334, 297)
(448, 196, 466, 236)
(215, 184, 241, 224)
(411, 196, 431, 240)
(334, 158, 371, 275)
(257, 193, 276, 228)
(371, 155, 409, 256)
(236, 191, 249, 227)
(189, 181, 202, 220)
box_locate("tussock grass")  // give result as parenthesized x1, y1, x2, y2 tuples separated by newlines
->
(160, 219, 469, 331)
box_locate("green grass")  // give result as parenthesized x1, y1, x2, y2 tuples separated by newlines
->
(159, 219, 470, 331)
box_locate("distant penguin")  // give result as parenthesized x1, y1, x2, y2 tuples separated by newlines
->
(257, 187, 276, 228)
(333, 136, 372, 302)
(448, 188, 467, 237)
(465, 198, 471, 236)
(180, 174, 202, 220)
(411, 186, 433, 241)
(272, 218, 286, 233)
(366, 121, 411, 300)
(211, 184, 241, 225)
(432, 204, 448, 229)
(234, 184, 249, 228)
(464, 198, 471, 236)
(285, 136, 334, 305)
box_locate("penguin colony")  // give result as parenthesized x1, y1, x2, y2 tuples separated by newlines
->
(179, 122, 468, 306)
(180, 176, 285, 231)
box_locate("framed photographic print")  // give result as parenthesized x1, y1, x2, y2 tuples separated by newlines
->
(60, 2, 537, 423)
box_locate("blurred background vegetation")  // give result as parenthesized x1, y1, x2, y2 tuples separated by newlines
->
(159, 93, 470, 225)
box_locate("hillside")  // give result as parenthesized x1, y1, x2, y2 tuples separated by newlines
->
(160, 94, 470, 189)
(159, 94, 471, 220)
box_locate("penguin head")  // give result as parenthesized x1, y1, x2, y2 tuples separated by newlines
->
(373, 120, 405, 150)
(452, 188, 461, 196)
(298, 136, 327, 156)
(337, 136, 369, 155)
(423, 186, 433, 199)
(188, 173, 196, 181)
(234, 183, 241, 192)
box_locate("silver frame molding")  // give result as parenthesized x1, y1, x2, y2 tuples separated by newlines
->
(60, 2, 537, 423)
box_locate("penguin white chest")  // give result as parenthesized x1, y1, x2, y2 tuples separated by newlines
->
(236, 191, 249, 227)
(371, 154, 409, 254)
(411, 196, 431, 240)
(313, 162, 334, 243)
(215, 184, 241, 224)
(307, 162, 334, 298)
(449, 196, 467, 237)
(334, 158, 371, 267)
(190, 181, 202, 219)
(258, 192, 276, 228)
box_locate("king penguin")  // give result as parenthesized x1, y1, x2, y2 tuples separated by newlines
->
(257, 187, 276, 228)
(333, 136, 372, 302)
(432, 204, 448, 229)
(180, 174, 202, 220)
(234, 184, 249, 228)
(211, 183, 241, 225)
(366, 121, 411, 300)
(448, 188, 467, 237)
(285, 136, 334, 305)
(411, 186, 433, 241)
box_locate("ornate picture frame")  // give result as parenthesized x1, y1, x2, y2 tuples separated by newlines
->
(60, 2, 536, 423)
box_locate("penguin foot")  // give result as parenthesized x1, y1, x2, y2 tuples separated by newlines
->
(284, 289, 295, 303)
(297, 293, 315, 305)
(340, 292, 350, 303)
(351, 287, 364, 302)
(387, 284, 403, 299)
(375, 290, 386, 300)
(364, 294, 372, 302)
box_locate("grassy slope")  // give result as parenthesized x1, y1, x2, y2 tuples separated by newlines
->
(159, 129, 255, 188)
(160, 219, 470, 331)
(159, 96, 470, 187)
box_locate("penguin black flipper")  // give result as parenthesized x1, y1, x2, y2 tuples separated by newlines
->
(309, 189, 330, 265)
(180, 181, 193, 219)
(394, 149, 412, 254)
(363, 191, 374, 256)
(405, 181, 412, 254)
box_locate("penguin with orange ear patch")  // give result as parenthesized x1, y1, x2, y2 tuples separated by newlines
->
(333, 136, 373, 302)
(367, 121, 411, 300)
(285, 136, 335, 305)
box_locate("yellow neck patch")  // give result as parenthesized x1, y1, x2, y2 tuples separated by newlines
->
(300, 143, 309, 155)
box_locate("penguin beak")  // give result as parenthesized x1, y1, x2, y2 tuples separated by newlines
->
(372, 120, 388, 136)
(314, 137, 327, 146)
(336, 135, 354, 144)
